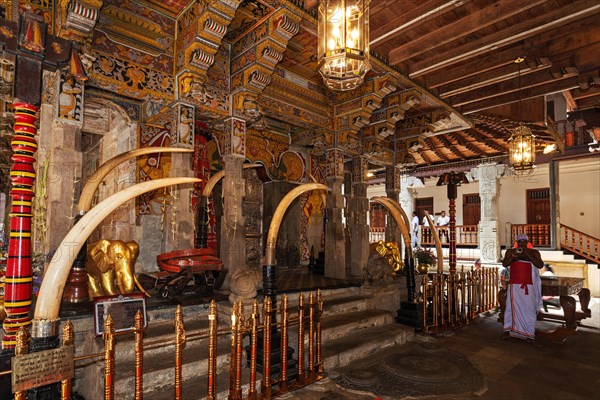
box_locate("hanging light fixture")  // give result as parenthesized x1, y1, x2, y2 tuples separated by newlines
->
(317, 0, 371, 91)
(508, 57, 536, 173)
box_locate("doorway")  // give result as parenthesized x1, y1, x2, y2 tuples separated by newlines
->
(462, 193, 481, 228)
(526, 188, 550, 224)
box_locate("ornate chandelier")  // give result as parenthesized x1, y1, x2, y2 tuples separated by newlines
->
(508, 57, 536, 173)
(508, 124, 536, 173)
(317, 0, 371, 91)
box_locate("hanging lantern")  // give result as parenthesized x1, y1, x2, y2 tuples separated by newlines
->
(508, 124, 536, 173)
(317, 0, 371, 91)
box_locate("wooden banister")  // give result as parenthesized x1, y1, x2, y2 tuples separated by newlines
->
(559, 224, 600, 265)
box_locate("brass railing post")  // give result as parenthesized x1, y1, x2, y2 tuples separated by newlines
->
(14, 327, 29, 400)
(208, 300, 218, 400)
(247, 300, 259, 400)
(261, 297, 272, 399)
(296, 293, 305, 385)
(134, 310, 144, 400)
(174, 305, 186, 400)
(61, 321, 74, 400)
(316, 289, 323, 376)
(279, 295, 289, 393)
(229, 302, 239, 400)
(421, 276, 428, 333)
(234, 302, 245, 400)
(308, 292, 315, 381)
(104, 315, 115, 400)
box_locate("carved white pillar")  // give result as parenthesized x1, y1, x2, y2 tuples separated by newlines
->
(472, 163, 504, 263)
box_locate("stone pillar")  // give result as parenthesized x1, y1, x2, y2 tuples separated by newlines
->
(220, 118, 247, 282)
(349, 156, 369, 277)
(385, 166, 401, 244)
(325, 148, 345, 279)
(165, 152, 194, 251)
(472, 163, 503, 263)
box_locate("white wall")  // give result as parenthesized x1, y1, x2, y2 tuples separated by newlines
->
(367, 156, 600, 243)
(559, 157, 600, 238)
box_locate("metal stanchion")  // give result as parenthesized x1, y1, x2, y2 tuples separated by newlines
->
(208, 300, 218, 400)
(247, 300, 259, 400)
(279, 295, 289, 393)
(134, 311, 144, 400)
(104, 316, 115, 400)
(174, 305, 185, 400)
(61, 321, 74, 400)
(296, 293, 305, 385)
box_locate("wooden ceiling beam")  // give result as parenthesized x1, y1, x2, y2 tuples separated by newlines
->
(460, 76, 589, 114)
(429, 26, 599, 94)
(408, 1, 600, 77)
(389, 0, 546, 65)
(571, 86, 600, 101)
(448, 66, 578, 107)
(574, 96, 600, 110)
(370, 0, 464, 47)
(425, 46, 528, 89)
(437, 61, 551, 98)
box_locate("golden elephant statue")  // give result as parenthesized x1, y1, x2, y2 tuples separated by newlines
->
(369, 240, 404, 272)
(86, 239, 148, 298)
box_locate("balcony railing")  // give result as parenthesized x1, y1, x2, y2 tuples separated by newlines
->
(560, 224, 600, 265)
(368, 227, 386, 243)
(369, 225, 479, 247)
(510, 224, 551, 247)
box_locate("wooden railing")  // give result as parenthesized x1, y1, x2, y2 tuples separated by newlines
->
(369, 227, 385, 243)
(370, 225, 479, 246)
(510, 224, 551, 247)
(420, 266, 499, 334)
(421, 225, 479, 247)
(560, 224, 600, 265)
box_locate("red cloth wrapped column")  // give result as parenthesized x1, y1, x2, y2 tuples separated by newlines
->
(2, 101, 38, 348)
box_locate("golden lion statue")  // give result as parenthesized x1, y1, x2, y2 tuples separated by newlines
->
(370, 240, 403, 272)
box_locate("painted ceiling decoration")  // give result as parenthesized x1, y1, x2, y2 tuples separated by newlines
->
(0, 0, 598, 187)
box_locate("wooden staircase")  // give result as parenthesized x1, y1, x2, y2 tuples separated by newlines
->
(70, 283, 413, 399)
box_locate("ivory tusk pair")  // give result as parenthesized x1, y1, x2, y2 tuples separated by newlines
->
(32, 177, 200, 335)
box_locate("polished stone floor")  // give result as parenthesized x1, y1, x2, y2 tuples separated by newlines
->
(282, 298, 600, 400)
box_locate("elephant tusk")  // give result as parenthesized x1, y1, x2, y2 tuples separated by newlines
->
(201, 163, 261, 198)
(33, 177, 200, 334)
(134, 274, 151, 297)
(266, 183, 329, 265)
(423, 213, 444, 273)
(78, 147, 193, 213)
(371, 197, 412, 258)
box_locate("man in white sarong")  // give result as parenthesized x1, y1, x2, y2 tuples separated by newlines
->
(502, 234, 544, 340)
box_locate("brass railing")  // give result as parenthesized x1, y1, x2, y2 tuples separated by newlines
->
(510, 223, 551, 247)
(560, 224, 600, 265)
(3, 291, 324, 399)
(420, 266, 498, 333)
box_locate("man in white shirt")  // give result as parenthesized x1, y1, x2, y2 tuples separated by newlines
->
(437, 211, 450, 242)
(411, 211, 420, 247)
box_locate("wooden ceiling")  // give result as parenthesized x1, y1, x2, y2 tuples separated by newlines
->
(1, 0, 598, 191)
(366, 0, 600, 115)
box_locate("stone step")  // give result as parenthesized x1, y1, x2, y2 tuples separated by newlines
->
(320, 308, 394, 342)
(113, 330, 233, 397)
(322, 323, 414, 370)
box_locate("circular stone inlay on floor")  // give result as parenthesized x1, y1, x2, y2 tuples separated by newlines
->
(344, 368, 379, 387)
(382, 354, 461, 382)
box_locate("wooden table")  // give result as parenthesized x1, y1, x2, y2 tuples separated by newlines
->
(498, 276, 591, 330)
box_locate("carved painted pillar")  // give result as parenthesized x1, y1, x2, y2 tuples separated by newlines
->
(2, 102, 38, 348)
(220, 117, 246, 283)
(385, 166, 401, 244)
(349, 156, 369, 277)
(473, 163, 503, 263)
(325, 148, 345, 279)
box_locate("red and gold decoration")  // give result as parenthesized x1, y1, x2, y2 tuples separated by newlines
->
(2, 102, 38, 348)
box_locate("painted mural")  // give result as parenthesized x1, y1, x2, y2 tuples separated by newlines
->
(57, 74, 83, 122)
(136, 124, 172, 215)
